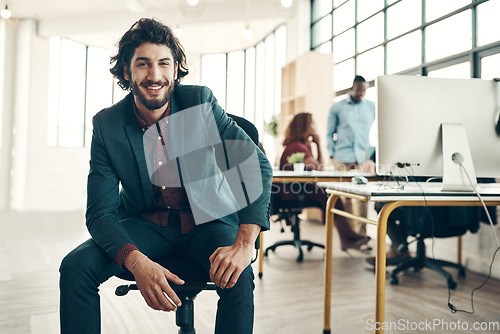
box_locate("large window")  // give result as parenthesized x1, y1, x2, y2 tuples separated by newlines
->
(311, 0, 500, 95)
(201, 24, 287, 139)
(48, 38, 115, 147)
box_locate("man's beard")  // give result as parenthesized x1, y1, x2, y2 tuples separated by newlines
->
(131, 80, 174, 111)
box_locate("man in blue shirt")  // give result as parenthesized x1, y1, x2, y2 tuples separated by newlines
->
(326, 75, 375, 250)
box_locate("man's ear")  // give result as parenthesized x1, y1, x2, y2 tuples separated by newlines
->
(174, 61, 178, 81)
(123, 65, 130, 81)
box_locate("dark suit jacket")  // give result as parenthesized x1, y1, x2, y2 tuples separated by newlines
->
(85, 84, 272, 261)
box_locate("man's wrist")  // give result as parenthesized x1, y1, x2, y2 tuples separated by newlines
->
(123, 250, 145, 271)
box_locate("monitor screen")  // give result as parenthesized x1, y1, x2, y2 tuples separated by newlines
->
(376, 75, 500, 180)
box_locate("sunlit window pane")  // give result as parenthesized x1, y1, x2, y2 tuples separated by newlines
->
(244, 48, 256, 123)
(264, 35, 275, 124)
(427, 62, 471, 79)
(334, 58, 354, 91)
(357, 0, 384, 22)
(481, 53, 500, 80)
(226, 51, 245, 117)
(357, 12, 384, 53)
(312, 14, 332, 47)
(312, 0, 333, 22)
(477, 0, 500, 47)
(356, 46, 384, 82)
(316, 41, 332, 54)
(58, 39, 86, 147)
(425, 11, 471, 62)
(255, 42, 265, 136)
(275, 26, 287, 123)
(201, 53, 227, 109)
(333, 0, 355, 34)
(333, 29, 354, 62)
(85, 47, 113, 147)
(425, 0, 469, 22)
(113, 79, 128, 104)
(386, 31, 422, 74)
(47, 37, 61, 147)
(387, 0, 421, 40)
(334, 0, 347, 8)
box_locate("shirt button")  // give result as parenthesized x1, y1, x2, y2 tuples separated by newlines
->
(158, 161, 162, 166)
(166, 120, 169, 124)
(167, 206, 171, 209)
(162, 186, 166, 190)
(158, 136, 162, 140)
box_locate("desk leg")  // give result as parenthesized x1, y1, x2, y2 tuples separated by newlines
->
(375, 203, 402, 334)
(258, 232, 264, 279)
(323, 195, 339, 334)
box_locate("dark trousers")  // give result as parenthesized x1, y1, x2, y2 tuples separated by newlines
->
(59, 216, 254, 334)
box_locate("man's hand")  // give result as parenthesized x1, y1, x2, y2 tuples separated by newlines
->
(125, 251, 185, 312)
(360, 160, 376, 175)
(209, 224, 260, 289)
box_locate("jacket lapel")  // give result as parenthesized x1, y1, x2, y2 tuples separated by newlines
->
(123, 94, 154, 207)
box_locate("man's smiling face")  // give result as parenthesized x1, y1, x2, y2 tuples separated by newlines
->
(124, 42, 178, 112)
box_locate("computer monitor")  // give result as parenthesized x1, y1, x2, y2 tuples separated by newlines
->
(376, 75, 500, 191)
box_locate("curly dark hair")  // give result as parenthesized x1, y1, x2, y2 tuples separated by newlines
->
(110, 18, 189, 90)
(282, 112, 312, 146)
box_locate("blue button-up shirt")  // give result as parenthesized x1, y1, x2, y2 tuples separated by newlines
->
(326, 95, 375, 164)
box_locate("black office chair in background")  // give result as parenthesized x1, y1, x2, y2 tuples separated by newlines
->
(115, 113, 263, 334)
(264, 189, 324, 262)
(384, 206, 484, 290)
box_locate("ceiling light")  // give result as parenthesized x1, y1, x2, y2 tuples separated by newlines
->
(0, 4, 11, 19)
(242, 27, 253, 40)
(281, 0, 293, 8)
(186, 0, 199, 6)
(173, 27, 183, 38)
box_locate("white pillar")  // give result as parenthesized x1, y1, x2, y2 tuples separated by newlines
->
(9, 19, 34, 210)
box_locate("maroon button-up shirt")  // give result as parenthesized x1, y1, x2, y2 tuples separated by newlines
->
(115, 101, 196, 267)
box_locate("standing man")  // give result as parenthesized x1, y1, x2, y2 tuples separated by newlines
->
(59, 18, 272, 334)
(326, 75, 375, 249)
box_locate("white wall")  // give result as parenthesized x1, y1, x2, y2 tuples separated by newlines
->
(1, 19, 89, 211)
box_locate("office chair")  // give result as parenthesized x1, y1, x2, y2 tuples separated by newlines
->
(115, 113, 263, 334)
(264, 189, 324, 262)
(384, 206, 483, 290)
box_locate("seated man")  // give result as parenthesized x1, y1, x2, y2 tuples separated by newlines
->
(59, 18, 272, 334)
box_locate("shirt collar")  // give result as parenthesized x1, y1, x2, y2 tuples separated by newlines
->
(134, 100, 171, 133)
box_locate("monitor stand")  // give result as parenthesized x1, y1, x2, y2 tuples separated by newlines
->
(441, 123, 477, 192)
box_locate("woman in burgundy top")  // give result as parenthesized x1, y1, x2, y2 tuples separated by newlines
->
(279, 112, 370, 251)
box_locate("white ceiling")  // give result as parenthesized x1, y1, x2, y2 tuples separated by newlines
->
(6, 0, 295, 54)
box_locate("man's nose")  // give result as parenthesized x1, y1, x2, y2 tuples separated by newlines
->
(148, 64, 161, 82)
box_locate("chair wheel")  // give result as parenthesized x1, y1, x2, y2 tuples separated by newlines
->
(258, 272, 263, 279)
(448, 280, 457, 290)
(296, 254, 303, 262)
(458, 269, 466, 279)
(280, 228, 285, 233)
(390, 276, 399, 286)
(307, 245, 313, 251)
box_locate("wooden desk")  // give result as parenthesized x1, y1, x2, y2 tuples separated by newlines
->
(318, 181, 500, 334)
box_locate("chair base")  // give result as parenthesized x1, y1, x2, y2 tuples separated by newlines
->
(265, 212, 324, 262)
(265, 239, 324, 262)
(389, 239, 466, 290)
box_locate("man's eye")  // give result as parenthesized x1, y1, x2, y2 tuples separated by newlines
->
(137, 62, 147, 67)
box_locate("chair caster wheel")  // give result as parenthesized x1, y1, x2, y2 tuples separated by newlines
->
(258, 272, 263, 279)
(307, 245, 313, 251)
(390, 276, 399, 286)
(448, 280, 457, 290)
(458, 269, 466, 279)
(296, 254, 304, 262)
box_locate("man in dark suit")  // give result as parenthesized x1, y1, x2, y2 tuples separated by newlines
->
(59, 18, 272, 334)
